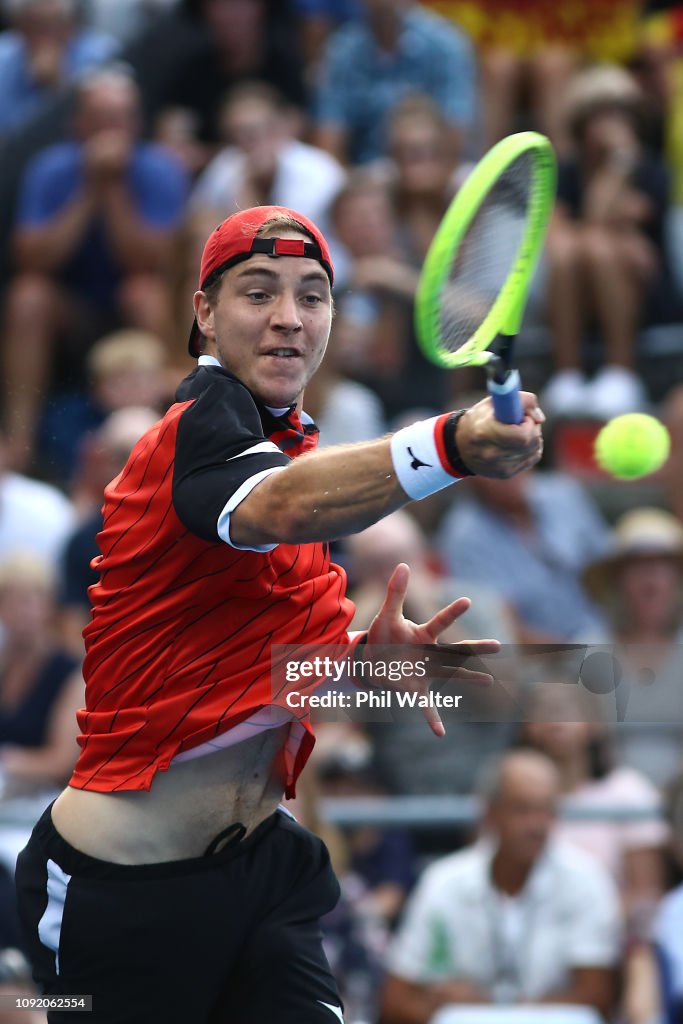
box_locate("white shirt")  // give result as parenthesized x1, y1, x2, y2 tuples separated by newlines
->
(189, 140, 346, 230)
(387, 837, 622, 1002)
(0, 471, 75, 569)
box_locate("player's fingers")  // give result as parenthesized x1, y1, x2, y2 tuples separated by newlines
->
(422, 596, 471, 640)
(519, 390, 546, 424)
(440, 665, 494, 686)
(379, 563, 410, 619)
(416, 686, 445, 737)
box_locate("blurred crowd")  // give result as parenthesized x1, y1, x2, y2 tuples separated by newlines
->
(2, 1, 683, 1022)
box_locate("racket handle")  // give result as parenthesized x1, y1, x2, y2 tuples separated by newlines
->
(488, 368, 523, 424)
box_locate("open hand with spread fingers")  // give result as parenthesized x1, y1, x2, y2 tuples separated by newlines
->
(365, 562, 500, 736)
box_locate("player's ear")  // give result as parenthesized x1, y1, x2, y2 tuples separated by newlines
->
(194, 291, 216, 342)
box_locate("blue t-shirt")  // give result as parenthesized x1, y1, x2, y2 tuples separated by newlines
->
(0, 28, 119, 135)
(16, 140, 189, 308)
(291, 0, 360, 16)
(314, 6, 476, 163)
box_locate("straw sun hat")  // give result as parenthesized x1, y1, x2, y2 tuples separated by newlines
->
(565, 64, 643, 141)
(583, 508, 683, 605)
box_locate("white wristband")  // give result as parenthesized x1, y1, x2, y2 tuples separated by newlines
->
(390, 414, 465, 500)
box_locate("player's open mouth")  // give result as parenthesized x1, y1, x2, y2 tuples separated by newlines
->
(264, 348, 301, 358)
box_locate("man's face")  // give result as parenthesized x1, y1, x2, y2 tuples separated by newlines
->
(194, 231, 333, 408)
(487, 763, 558, 867)
(222, 97, 284, 171)
(76, 79, 139, 140)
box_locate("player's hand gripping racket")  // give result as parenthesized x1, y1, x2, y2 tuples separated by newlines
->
(415, 131, 557, 424)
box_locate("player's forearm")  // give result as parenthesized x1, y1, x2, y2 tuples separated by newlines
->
(231, 396, 544, 546)
(14, 191, 97, 272)
(231, 438, 410, 546)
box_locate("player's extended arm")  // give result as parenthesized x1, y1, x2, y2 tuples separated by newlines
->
(230, 391, 544, 547)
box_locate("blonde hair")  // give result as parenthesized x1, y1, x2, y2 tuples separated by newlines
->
(255, 214, 315, 242)
(0, 552, 55, 594)
(87, 330, 165, 381)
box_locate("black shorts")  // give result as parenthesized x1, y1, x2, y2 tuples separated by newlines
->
(15, 803, 344, 1023)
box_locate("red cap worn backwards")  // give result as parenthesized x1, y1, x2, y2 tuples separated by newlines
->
(188, 205, 335, 358)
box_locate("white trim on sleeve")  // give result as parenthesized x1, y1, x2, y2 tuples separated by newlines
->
(226, 440, 282, 461)
(217, 466, 287, 551)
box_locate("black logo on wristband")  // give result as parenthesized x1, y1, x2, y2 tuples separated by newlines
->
(407, 447, 432, 471)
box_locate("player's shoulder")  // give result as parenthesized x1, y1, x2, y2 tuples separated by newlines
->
(175, 363, 255, 407)
(172, 364, 265, 444)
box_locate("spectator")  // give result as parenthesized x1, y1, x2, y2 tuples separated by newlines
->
(85, 0, 179, 43)
(581, 507, 683, 787)
(40, 328, 170, 481)
(329, 171, 449, 419)
(386, 94, 467, 263)
(419, 0, 642, 155)
(522, 681, 667, 934)
(0, 431, 74, 570)
(312, 0, 477, 165)
(651, 770, 683, 1024)
(185, 81, 346, 302)
(437, 469, 611, 642)
(189, 81, 345, 227)
(157, 0, 307, 145)
(381, 749, 622, 1023)
(1, 66, 188, 469)
(85, 328, 169, 421)
(299, 312, 387, 448)
(0, 554, 83, 796)
(541, 65, 672, 419)
(345, 510, 515, 796)
(0, 0, 118, 138)
(59, 406, 162, 657)
(290, 0, 361, 67)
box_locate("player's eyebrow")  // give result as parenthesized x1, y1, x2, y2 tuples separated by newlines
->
(235, 266, 329, 285)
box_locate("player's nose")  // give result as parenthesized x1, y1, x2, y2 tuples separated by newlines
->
(271, 290, 302, 333)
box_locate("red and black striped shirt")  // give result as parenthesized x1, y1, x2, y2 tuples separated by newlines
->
(70, 363, 355, 794)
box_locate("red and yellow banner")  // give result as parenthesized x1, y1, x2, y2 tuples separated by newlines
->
(420, 0, 640, 61)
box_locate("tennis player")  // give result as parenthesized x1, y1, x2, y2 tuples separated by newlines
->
(15, 206, 544, 1023)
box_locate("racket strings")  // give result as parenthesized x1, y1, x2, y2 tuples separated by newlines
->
(438, 152, 534, 354)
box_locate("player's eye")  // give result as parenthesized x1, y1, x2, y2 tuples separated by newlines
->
(302, 294, 323, 305)
(247, 290, 269, 302)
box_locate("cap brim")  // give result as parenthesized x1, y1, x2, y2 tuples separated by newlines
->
(188, 319, 201, 358)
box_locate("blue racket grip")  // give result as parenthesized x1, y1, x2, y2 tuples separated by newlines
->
(487, 369, 523, 424)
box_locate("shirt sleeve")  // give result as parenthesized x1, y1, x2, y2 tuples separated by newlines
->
(16, 147, 78, 225)
(132, 145, 189, 228)
(172, 377, 289, 546)
(563, 856, 623, 967)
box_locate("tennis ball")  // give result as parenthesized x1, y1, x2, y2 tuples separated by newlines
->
(594, 413, 671, 480)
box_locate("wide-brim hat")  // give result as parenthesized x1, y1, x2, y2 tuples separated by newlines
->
(565, 64, 643, 140)
(583, 507, 683, 604)
(187, 205, 334, 358)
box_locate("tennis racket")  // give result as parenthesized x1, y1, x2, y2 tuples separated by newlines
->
(414, 131, 556, 424)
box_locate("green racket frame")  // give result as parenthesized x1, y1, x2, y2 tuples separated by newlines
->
(415, 131, 557, 370)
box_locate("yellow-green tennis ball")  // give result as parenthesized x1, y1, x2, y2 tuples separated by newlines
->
(594, 413, 671, 480)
